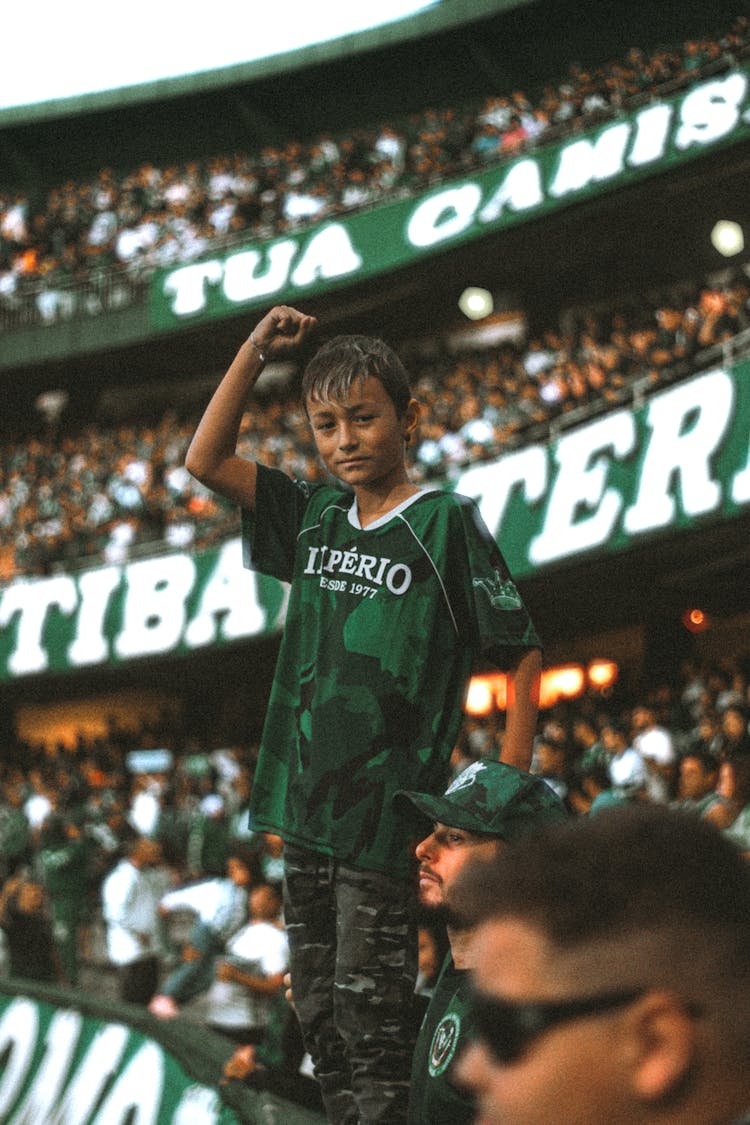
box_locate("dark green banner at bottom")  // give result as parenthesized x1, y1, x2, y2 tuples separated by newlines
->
(0, 979, 325, 1124)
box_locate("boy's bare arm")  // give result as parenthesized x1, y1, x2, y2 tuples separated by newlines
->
(185, 305, 318, 510)
(500, 646, 542, 772)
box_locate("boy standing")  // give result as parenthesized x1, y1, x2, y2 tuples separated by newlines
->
(186, 305, 542, 1123)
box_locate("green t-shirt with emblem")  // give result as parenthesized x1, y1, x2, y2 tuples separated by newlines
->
(409, 954, 474, 1125)
(243, 465, 540, 877)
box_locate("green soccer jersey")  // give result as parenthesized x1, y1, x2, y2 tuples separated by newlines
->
(243, 464, 540, 877)
(408, 954, 475, 1125)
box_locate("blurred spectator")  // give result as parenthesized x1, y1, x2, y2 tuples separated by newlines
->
(101, 837, 172, 1004)
(574, 760, 631, 817)
(630, 703, 677, 802)
(599, 719, 648, 798)
(187, 793, 233, 879)
(707, 754, 750, 855)
(717, 702, 750, 758)
(202, 882, 288, 1044)
(0, 871, 66, 984)
(672, 750, 721, 816)
(37, 811, 92, 985)
(148, 843, 260, 1018)
(0, 780, 32, 880)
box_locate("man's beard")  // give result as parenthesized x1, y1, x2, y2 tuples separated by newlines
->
(423, 900, 471, 931)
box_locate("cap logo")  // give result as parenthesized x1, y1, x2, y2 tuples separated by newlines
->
(446, 761, 487, 795)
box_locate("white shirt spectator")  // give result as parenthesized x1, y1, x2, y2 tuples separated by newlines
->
(609, 747, 648, 793)
(102, 855, 171, 966)
(283, 190, 328, 223)
(24, 792, 53, 832)
(160, 876, 248, 944)
(201, 919, 289, 1032)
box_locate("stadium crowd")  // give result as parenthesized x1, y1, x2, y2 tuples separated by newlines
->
(0, 262, 746, 581)
(2, 12, 749, 1122)
(0, 647, 748, 1078)
(0, 14, 748, 327)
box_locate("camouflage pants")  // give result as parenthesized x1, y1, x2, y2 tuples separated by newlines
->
(283, 845, 418, 1125)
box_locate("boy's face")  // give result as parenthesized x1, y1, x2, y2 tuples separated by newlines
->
(306, 376, 419, 492)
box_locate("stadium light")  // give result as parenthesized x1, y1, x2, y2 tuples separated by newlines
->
(682, 607, 711, 634)
(464, 659, 619, 715)
(464, 676, 497, 717)
(458, 287, 493, 321)
(587, 659, 618, 690)
(711, 220, 744, 257)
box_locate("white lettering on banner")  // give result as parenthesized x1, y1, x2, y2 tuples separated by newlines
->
(290, 223, 363, 286)
(628, 103, 673, 166)
(9, 1009, 82, 1124)
(478, 159, 544, 222)
(459, 447, 548, 543)
(624, 370, 733, 533)
(530, 412, 637, 564)
(164, 223, 362, 316)
(114, 554, 196, 659)
(0, 540, 271, 678)
(406, 184, 483, 247)
(47, 1024, 130, 1124)
(0, 996, 226, 1125)
(549, 122, 631, 197)
(159, 69, 750, 320)
(223, 241, 297, 302)
(0, 576, 77, 676)
(90, 1042, 164, 1124)
(184, 539, 265, 646)
(67, 566, 121, 667)
(0, 1000, 38, 1118)
(674, 72, 748, 149)
(163, 260, 223, 316)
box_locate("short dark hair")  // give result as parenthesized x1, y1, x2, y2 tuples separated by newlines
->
(451, 806, 750, 1046)
(453, 806, 750, 945)
(679, 748, 718, 775)
(724, 753, 750, 806)
(228, 842, 263, 882)
(302, 334, 412, 417)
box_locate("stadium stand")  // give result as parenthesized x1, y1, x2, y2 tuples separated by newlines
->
(1, 5, 749, 1118)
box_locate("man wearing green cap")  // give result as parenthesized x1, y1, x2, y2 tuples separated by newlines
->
(395, 759, 567, 1125)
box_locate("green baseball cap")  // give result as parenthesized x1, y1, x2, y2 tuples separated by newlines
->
(395, 760, 567, 841)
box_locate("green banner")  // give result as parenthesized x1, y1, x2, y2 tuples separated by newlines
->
(0, 978, 326, 1124)
(460, 359, 750, 578)
(0, 538, 287, 680)
(0, 360, 748, 681)
(150, 65, 750, 328)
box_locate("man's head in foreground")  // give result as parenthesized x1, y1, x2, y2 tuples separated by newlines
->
(450, 805, 750, 1125)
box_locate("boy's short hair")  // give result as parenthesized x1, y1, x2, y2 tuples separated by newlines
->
(302, 334, 412, 416)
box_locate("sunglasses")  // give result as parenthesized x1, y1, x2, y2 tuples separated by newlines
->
(468, 987, 644, 1064)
